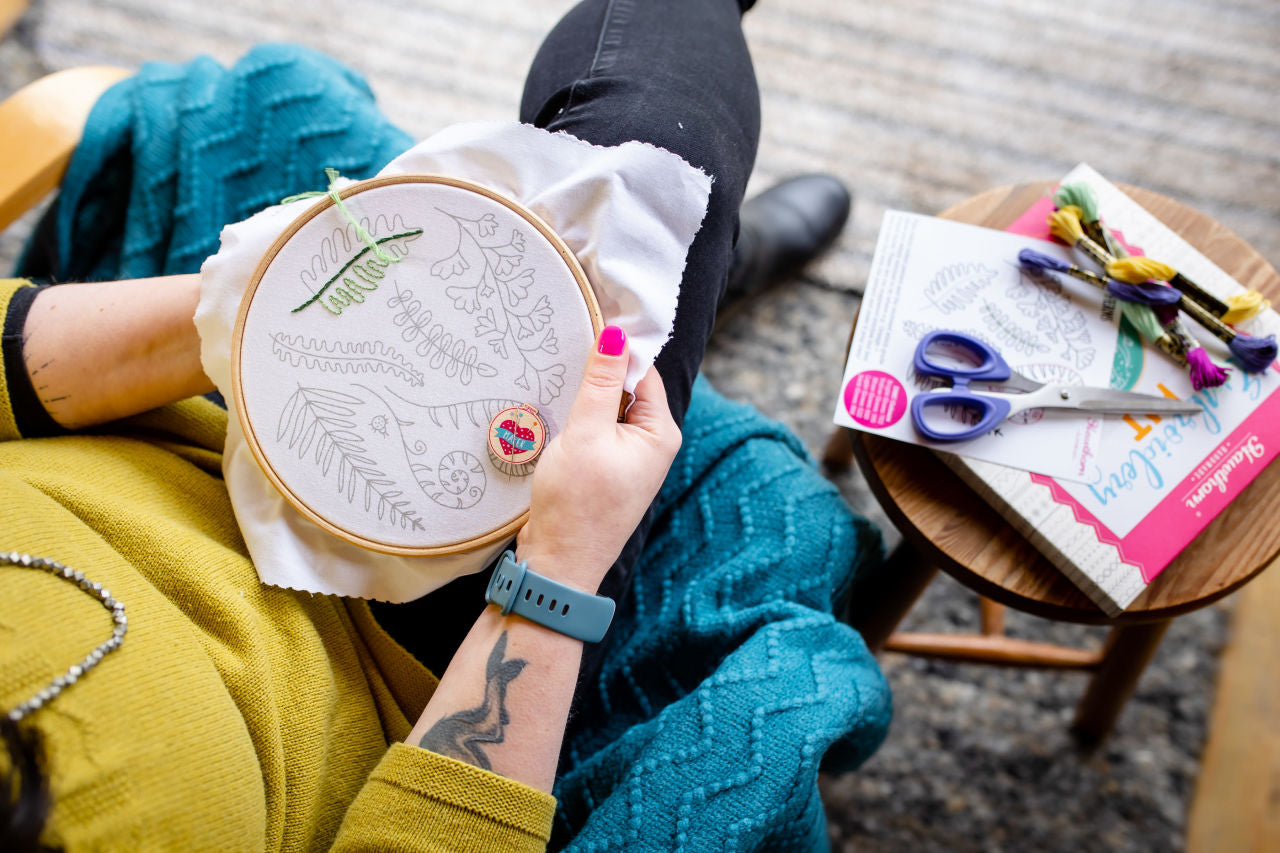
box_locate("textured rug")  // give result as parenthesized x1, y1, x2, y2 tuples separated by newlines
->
(2, 0, 1276, 850)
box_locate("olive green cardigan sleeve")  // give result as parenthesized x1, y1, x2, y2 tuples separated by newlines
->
(0, 273, 557, 850)
(333, 743, 556, 851)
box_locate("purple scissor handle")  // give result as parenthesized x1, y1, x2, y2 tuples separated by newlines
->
(910, 330, 1014, 442)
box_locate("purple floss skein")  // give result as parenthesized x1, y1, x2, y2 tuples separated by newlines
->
(1187, 347, 1230, 390)
(1017, 248, 1072, 273)
(1106, 279, 1181, 307)
(1228, 332, 1278, 373)
(1153, 302, 1181, 326)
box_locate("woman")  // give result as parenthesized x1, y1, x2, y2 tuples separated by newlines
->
(1, 1, 886, 850)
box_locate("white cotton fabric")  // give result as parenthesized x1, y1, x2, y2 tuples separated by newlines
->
(195, 120, 711, 601)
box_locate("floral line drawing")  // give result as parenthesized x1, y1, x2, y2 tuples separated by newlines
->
(277, 386, 424, 531)
(430, 210, 566, 405)
(270, 333, 425, 387)
(388, 280, 499, 386)
(385, 387, 524, 430)
(358, 385, 498, 510)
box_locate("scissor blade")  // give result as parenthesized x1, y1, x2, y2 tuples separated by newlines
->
(1040, 386, 1202, 415)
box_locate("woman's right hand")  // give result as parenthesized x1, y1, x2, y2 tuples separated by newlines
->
(514, 325, 681, 595)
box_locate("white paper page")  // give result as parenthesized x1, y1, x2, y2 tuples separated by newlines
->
(833, 211, 1119, 482)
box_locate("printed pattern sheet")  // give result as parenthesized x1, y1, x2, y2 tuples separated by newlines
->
(834, 211, 1119, 483)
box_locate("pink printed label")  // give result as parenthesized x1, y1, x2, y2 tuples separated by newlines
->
(1033, 380, 1280, 583)
(844, 370, 908, 428)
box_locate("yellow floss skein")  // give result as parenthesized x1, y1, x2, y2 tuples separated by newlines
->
(1106, 256, 1177, 284)
(1223, 291, 1270, 324)
(1047, 206, 1085, 245)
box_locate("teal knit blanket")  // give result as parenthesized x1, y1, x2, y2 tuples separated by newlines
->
(21, 45, 891, 852)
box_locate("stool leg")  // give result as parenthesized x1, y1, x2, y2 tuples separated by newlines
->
(846, 538, 938, 653)
(1071, 618, 1171, 746)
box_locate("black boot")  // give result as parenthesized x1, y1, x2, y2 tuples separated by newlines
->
(723, 174, 851, 310)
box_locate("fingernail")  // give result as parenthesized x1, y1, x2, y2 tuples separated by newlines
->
(597, 325, 626, 356)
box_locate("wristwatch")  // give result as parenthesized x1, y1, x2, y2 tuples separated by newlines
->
(484, 550, 615, 643)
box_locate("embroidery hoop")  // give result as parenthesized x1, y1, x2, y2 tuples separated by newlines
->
(230, 174, 603, 557)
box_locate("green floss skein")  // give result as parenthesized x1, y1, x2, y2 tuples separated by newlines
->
(1118, 299, 1165, 342)
(1053, 182, 1101, 223)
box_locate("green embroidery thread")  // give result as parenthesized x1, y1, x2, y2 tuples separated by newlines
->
(292, 230, 424, 314)
(321, 167, 395, 260)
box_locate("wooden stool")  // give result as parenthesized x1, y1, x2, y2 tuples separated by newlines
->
(828, 182, 1280, 745)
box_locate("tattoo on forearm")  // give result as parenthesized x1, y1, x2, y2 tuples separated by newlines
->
(418, 631, 527, 771)
(22, 330, 69, 417)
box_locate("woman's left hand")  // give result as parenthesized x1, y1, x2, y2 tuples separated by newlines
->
(515, 325, 681, 594)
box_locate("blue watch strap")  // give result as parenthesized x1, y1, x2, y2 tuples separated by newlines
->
(484, 550, 615, 643)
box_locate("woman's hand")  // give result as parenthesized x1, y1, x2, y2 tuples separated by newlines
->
(408, 326, 680, 792)
(515, 325, 681, 594)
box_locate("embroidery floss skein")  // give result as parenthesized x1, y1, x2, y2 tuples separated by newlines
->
(1017, 249, 1180, 306)
(1047, 205, 1113, 270)
(1151, 302, 1230, 390)
(1048, 206, 1230, 388)
(1053, 182, 1120, 257)
(1017, 248, 1184, 365)
(1106, 256, 1269, 325)
(1018, 249, 1277, 372)
(1051, 186, 1269, 325)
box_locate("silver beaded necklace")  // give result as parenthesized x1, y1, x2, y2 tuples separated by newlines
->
(3, 551, 128, 722)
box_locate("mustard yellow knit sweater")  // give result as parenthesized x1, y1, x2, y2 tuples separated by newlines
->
(0, 281, 555, 851)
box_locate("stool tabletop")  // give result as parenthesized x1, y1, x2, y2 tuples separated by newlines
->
(854, 181, 1280, 625)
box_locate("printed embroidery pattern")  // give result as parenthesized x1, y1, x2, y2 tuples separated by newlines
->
(924, 262, 999, 315)
(380, 388, 538, 484)
(1009, 266, 1096, 370)
(252, 191, 586, 542)
(361, 386, 506, 510)
(387, 280, 499, 385)
(277, 386, 424, 531)
(270, 333, 426, 386)
(432, 211, 567, 405)
(415, 450, 487, 510)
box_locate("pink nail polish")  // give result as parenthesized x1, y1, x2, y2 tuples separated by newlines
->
(598, 325, 626, 356)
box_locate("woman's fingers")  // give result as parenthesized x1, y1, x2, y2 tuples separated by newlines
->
(622, 365, 679, 448)
(568, 325, 631, 431)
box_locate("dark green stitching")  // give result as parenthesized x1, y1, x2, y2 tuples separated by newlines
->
(291, 230, 423, 314)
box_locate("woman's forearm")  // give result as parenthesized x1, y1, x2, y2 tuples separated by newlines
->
(407, 602, 585, 794)
(21, 275, 214, 429)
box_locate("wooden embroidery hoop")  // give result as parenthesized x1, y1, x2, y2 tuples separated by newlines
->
(230, 174, 603, 557)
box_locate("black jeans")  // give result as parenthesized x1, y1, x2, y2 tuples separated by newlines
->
(373, 0, 762, 678)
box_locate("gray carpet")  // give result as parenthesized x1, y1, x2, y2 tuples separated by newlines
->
(3, 0, 1276, 849)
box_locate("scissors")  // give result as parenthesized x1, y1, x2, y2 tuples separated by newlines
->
(911, 330, 1202, 442)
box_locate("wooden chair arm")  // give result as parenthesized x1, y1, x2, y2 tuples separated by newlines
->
(0, 1, 30, 37)
(0, 66, 132, 232)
